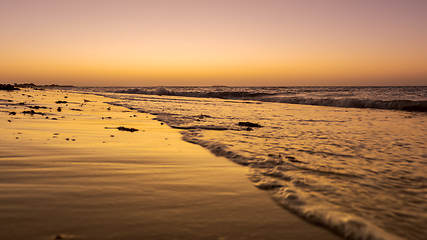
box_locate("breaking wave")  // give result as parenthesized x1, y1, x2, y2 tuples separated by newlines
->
(114, 86, 427, 112)
(180, 131, 404, 240)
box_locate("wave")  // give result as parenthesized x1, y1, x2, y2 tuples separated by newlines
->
(263, 96, 427, 112)
(180, 132, 403, 240)
(270, 190, 403, 240)
(114, 87, 427, 112)
(115, 87, 273, 99)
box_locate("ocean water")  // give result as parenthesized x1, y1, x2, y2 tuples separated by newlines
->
(83, 86, 426, 240)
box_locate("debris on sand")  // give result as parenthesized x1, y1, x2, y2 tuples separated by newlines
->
(22, 110, 45, 116)
(28, 106, 48, 109)
(238, 122, 262, 128)
(55, 100, 68, 104)
(105, 126, 139, 132)
(9, 112, 16, 115)
(117, 126, 138, 132)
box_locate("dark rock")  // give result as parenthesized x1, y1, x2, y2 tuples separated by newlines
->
(55, 101, 68, 104)
(14, 83, 36, 88)
(238, 122, 262, 128)
(57, 107, 62, 112)
(9, 112, 16, 115)
(0, 84, 20, 91)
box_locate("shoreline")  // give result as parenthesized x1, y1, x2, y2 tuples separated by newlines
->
(0, 88, 340, 240)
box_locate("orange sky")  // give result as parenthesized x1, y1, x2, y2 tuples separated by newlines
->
(1, 0, 426, 86)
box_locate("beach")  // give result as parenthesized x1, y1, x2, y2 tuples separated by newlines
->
(0, 88, 340, 240)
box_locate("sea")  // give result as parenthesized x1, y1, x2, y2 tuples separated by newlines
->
(78, 86, 426, 240)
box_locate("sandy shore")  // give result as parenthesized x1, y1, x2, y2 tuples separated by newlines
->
(0, 88, 340, 240)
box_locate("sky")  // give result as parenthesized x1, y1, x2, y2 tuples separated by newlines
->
(1, 0, 426, 86)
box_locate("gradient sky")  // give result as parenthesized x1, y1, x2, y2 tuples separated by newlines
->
(1, 0, 426, 86)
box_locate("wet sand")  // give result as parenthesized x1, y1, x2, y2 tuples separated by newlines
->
(0, 88, 340, 240)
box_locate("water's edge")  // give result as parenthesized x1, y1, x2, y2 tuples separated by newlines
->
(105, 99, 405, 240)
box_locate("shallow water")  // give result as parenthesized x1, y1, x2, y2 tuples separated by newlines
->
(95, 88, 427, 240)
(1, 90, 341, 240)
